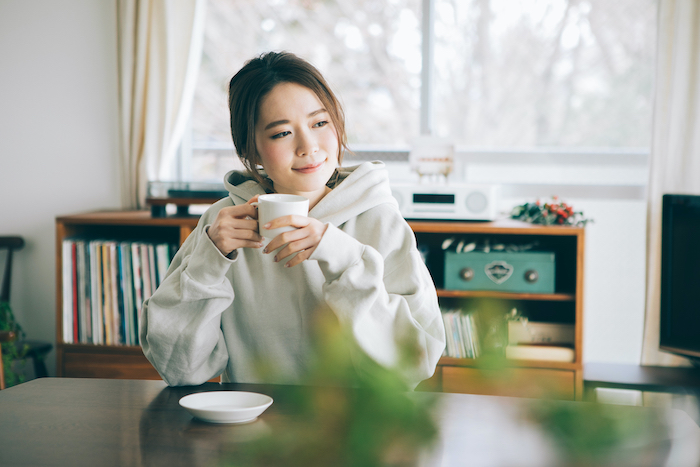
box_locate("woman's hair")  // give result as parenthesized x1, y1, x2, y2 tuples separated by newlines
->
(228, 51, 348, 189)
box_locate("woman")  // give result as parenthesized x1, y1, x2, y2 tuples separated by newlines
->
(140, 51, 445, 388)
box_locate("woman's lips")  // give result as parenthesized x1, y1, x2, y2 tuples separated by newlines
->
(293, 160, 325, 174)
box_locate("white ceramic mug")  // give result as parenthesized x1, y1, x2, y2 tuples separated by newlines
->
(252, 194, 309, 240)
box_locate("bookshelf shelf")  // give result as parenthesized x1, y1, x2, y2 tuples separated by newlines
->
(413, 219, 585, 400)
(436, 290, 575, 301)
(438, 356, 580, 371)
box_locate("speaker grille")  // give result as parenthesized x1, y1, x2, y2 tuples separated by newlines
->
(465, 191, 488, 213)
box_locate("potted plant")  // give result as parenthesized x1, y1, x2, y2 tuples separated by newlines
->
(0, 300, 29, 387)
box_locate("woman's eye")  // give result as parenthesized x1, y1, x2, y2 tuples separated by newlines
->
(313, 121, 329, 128)
(271, 131, 291, 139)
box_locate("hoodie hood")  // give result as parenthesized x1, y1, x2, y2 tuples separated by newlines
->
(223, 161, 398, 227)
(224, 170, 268, 203)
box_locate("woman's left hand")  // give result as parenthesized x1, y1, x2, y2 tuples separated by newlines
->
(263, 215, 328, 267)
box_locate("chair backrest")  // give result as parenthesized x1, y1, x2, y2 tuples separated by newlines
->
(0, 236, 24, 303)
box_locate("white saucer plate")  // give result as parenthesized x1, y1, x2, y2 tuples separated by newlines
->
(179, 391, 273, 424)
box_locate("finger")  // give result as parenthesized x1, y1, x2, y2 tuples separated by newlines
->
(233, 240, 265, 250)
(264, 227, 308, 253)
(283, 248, 314, 268)
(273, 236, 319, 262)
(264, 214, 311, 231)
(219, 203, 258, 220)
(218, 218, 261, 238)
(245, 196, 260, 221)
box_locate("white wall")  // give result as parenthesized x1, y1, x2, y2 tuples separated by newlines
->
(0, 0, 121, 376)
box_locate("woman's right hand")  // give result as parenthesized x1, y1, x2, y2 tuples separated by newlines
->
(207, 196, 263, 257)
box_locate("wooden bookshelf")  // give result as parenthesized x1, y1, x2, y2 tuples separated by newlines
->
(55, 212, 584, 399)
(410, 219, 585, 400)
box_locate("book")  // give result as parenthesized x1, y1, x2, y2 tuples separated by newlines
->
(108, 242, 121, 345)
(62, 239, 74, 344)
(505, 344, 575, 362)
(155, 243, 170, 286)
(147, 243, 157, 295)
(140, 243, 152, 303)
(507, 321, 575, 345)
(71, 241, 79, 342)
(101, 242, 113, 345)
(120, 242, 135, 346)
(76, 240, 91, 344)
(60, 238, 176, 345)
(83, 241, 93, 343)
(466, 313, 480, 358)
(441, 309, 480, 359)
(131, 243, 144, 320)
(90, 240, 104, 345)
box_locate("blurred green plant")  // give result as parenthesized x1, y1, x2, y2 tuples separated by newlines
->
(527, 399, 670, 466)
(222, 311, 440, 467)
(0, 300, 28, 387)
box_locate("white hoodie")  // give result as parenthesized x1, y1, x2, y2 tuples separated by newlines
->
(140, 161, 446, 388)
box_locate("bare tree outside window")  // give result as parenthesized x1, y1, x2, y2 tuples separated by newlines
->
(186, 0, 656, 182)
(433, 0, 657, 148)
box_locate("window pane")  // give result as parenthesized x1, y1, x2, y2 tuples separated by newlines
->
(432, 0, 657, 148)
(190, 0, 421, 181)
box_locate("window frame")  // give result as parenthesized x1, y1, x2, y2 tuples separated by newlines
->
(177, 0, 653, 192)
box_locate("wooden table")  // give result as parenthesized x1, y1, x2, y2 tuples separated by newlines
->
(1, 378, 699, 467)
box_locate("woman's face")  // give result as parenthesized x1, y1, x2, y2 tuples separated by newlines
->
(254, 82, 339, 200)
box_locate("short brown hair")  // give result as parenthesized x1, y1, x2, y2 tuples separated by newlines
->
(228, 52, 347, 189)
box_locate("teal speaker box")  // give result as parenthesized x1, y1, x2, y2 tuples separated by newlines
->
(444, 251, 556, 293)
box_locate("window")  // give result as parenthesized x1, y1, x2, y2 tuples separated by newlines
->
(181, 0, 657, 182)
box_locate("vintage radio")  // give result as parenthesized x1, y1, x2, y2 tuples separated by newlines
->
(391, 183, 500, 221)
(444, 250, 555, 293)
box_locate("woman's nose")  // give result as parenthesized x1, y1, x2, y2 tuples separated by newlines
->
(296, 129, 319, 156)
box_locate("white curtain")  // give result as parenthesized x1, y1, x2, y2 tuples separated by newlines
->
(642, 0, 700, 366)
(117, 0, 207, 209)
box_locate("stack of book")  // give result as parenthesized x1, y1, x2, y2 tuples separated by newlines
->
(61, 239, 176, 346)
(441, 308, 480, 359)
(505, 320, 575, 362)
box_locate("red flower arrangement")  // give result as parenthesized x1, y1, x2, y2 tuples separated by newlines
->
(510, 196, 592, 226)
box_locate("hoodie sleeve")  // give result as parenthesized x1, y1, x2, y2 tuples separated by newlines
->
(139, 215, 234, 386)
(309, 204, 446, 389)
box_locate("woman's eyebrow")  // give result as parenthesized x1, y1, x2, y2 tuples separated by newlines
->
(263, 108, 328, 131)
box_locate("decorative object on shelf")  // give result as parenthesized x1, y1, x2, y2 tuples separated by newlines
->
(409, 136, 454, 180)
(441, 236, 540, 253)
(510, 196, 592, 226)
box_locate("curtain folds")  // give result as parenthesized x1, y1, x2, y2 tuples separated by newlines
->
(117, 0, 206, 209)
(641, 0, 700, 366)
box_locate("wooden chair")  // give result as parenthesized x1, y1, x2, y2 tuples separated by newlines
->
(0, 236, 52, 389)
